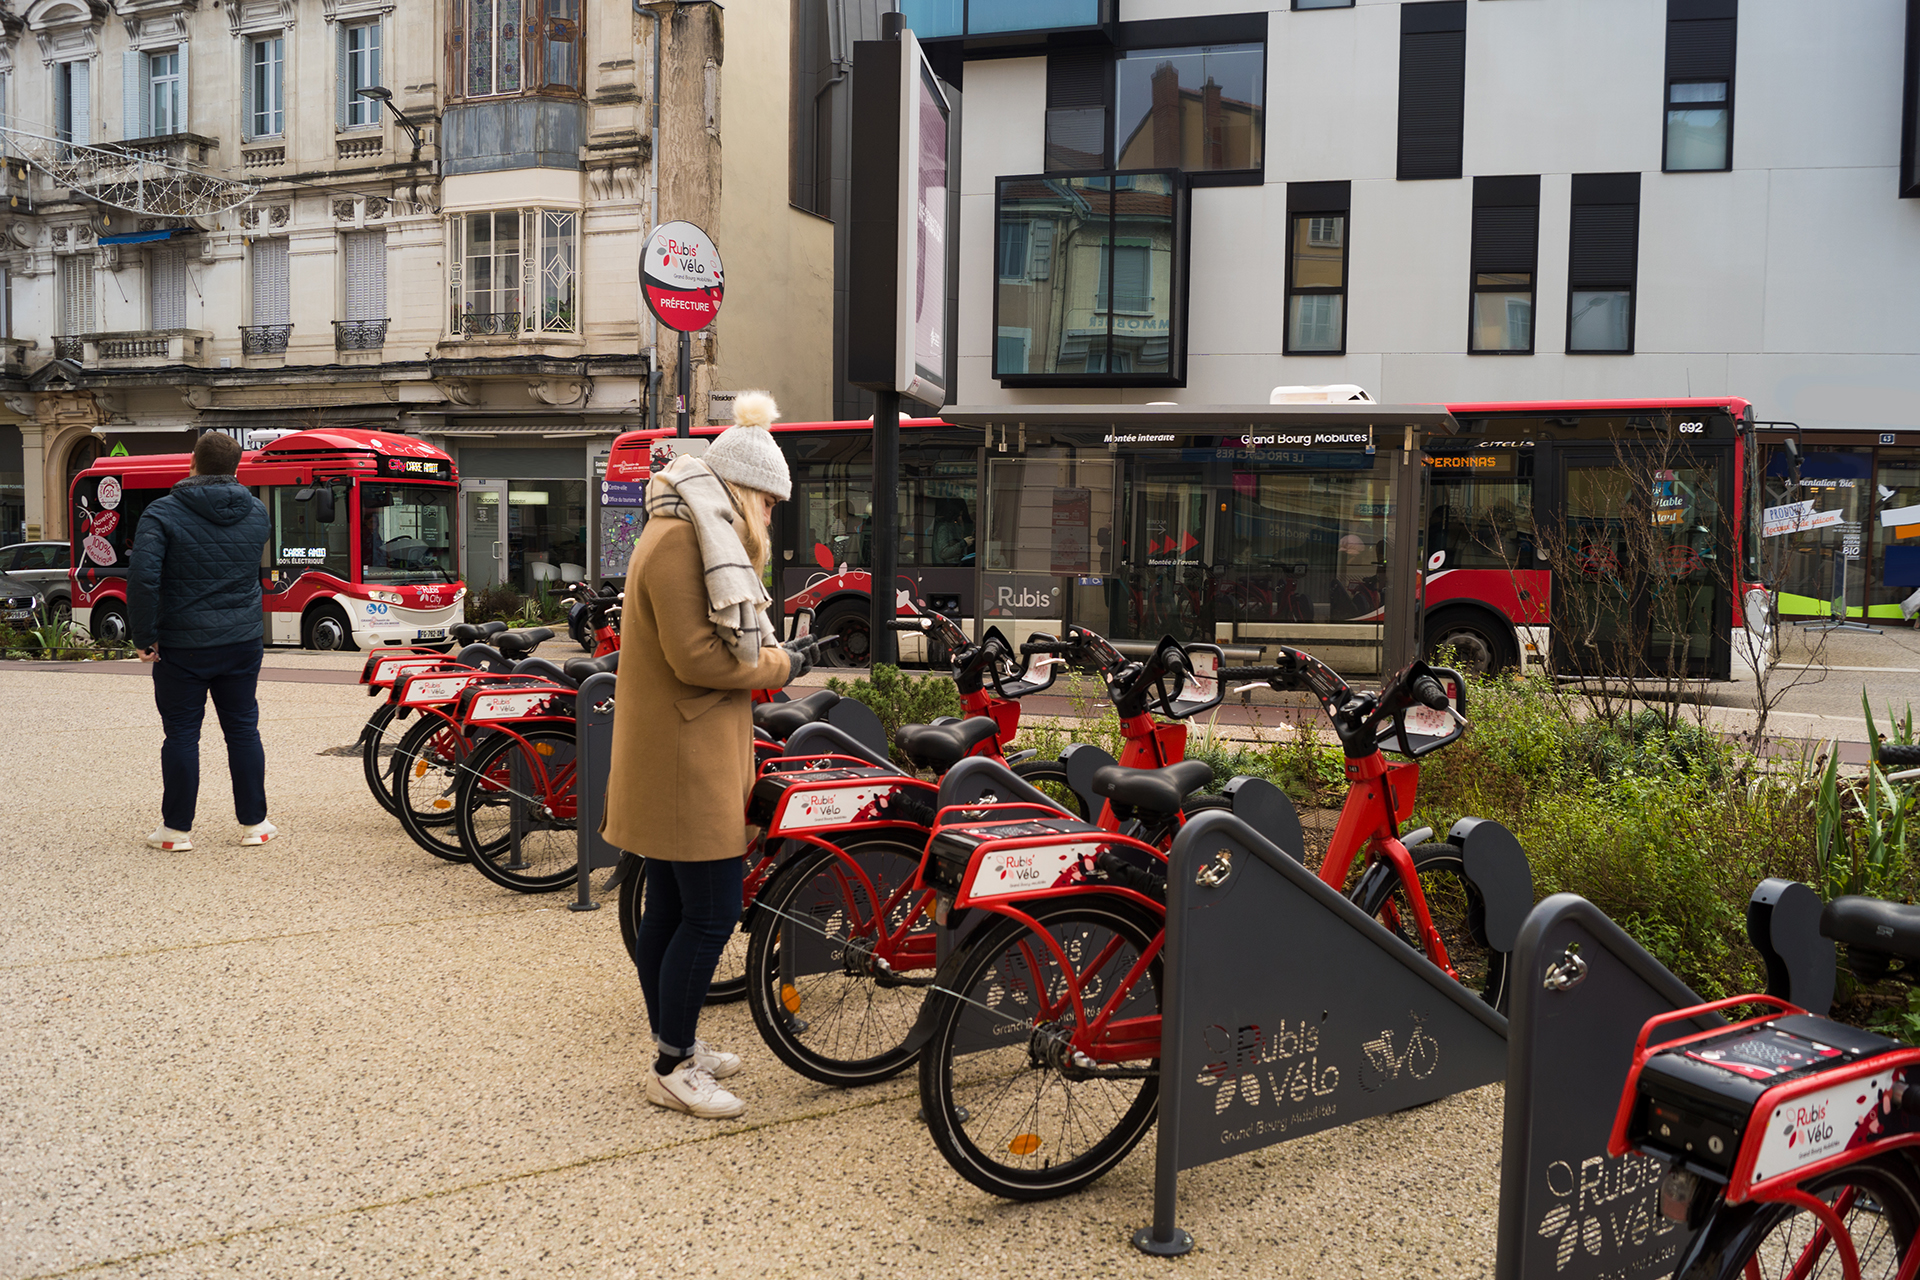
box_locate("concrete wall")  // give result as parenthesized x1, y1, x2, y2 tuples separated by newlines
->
(950, 0, 1920, 430)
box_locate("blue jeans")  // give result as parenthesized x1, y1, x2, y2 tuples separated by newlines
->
(151, 641, 267, 832)
(634, 857, 744, 1055)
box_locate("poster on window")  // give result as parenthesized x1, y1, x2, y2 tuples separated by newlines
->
(1050, 487, 1091, 574)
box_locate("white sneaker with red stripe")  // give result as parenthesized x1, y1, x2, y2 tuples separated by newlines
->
(239, 821, 278, 846)
(146, 826, 193, 851)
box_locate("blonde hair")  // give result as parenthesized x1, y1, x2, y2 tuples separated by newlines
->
(723, 478, 777, 572)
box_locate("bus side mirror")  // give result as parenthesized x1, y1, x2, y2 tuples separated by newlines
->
(295, 486, 336, 524)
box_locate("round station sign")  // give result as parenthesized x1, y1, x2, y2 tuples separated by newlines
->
(641, 220, 725, 333)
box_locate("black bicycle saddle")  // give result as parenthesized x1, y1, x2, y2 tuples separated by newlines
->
(1090, 760, 1215, 815)
(897, 718, 1000, 773)
(1824, 896, 1920, 963)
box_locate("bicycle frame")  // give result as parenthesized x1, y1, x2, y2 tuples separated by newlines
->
(1313, 753, 1459, 981)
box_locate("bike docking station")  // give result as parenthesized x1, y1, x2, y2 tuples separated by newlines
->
(1134, 808, 1518, 1256)
(570, 671, 622, 911)
(1492, 879, 1832, 1280)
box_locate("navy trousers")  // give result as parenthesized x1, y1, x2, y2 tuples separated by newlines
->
(634, 856, 745, 1055)
(151, 640, 267, 832)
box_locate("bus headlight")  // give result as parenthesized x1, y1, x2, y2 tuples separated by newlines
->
(369, 589, 404, 604)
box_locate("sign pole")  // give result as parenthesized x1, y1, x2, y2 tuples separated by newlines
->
(677, 333, 692, 438)
(871, 387, 900, 667)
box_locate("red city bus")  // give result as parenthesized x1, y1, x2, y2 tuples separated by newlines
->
(1428, 397, 1754, 678)
(608, 398, 1758, 679)
(70, 429, 465, 651)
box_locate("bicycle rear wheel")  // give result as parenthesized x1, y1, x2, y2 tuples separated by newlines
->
(390, 716, 472, 862)
(1352, 841, 1510, 1015)
(1696, 1157, 1920, 1280)
(360, 701, 404, 816)
(917, 894, 1162, 1200)
(456, 723, 580, 893)
(743, 839, 934, 1087)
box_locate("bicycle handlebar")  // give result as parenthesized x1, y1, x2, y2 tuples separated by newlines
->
(1410, 674, 1451, 712)
(1880, 743, 1920, 769)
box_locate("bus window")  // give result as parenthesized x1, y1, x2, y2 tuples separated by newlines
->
(71, 476, 159, 573)
(268, 483, 351, 582)
(360, 482, 457, 583)
(1424, 450, 1536, 571)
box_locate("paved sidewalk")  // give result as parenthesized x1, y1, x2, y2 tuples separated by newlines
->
(0, 658, 1505, 1279)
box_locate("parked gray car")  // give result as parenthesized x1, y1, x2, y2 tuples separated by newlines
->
(0, 570, 41, 625)
(0, 541, 70, 618)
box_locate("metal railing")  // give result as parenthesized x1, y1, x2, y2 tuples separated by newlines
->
(239, 323, 292, 354)
(53, 336, 84, 361)
(452, 311, 523, 337)
(333, 318, 389, 350)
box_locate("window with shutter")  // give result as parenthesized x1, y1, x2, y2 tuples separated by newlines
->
(1396, 2, 1466, 182)
(147, 48, 183, 137)
(123, 51, 146, 140)
(1566, 172, 1641, 354)
(1468, 175, 1539, 354)
(58, 60, 92, 150)
(150, 246, 189, 330)
(60, 256, 94, 335)
(252, 238, 290, 326)
(1096, 243, 1150, 313)
(1664, 0, 1737, 171)
(1285, 180, 1349, 355)
(343, 230, 387, 322)
(1045, 48, 1107, 172)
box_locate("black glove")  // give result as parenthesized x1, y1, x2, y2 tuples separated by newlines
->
(781, 635, 822, 683)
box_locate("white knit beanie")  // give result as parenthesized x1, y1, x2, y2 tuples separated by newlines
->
(702, 391, 791, 501)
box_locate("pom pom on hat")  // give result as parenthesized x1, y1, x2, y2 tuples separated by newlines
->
(703, 389, 792, 501)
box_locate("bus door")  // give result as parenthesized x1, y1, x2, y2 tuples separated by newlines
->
(1550, 446, 1731, 679)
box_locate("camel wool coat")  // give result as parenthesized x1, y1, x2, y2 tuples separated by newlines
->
(600, 514, 792, 862)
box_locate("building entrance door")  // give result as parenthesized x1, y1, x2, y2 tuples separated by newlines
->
(461, 480, 509, 591)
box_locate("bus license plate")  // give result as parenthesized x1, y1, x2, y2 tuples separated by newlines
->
(415, 628, 446, 641)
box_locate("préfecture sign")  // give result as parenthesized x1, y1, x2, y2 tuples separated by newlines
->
(641, 220, 724, 333)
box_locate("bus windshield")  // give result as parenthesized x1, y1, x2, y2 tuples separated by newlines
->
(360, 483, 457, 583)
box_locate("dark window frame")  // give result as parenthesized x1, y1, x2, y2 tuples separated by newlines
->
(1283, 180, 1350, 356)
(1467, 174, 1539, 357)
(1293, 0, 1354, 9)
(1662, 0, 1737, 174)
(990, 167, 1191, 389)
(1565, 171, 1641, 356)
(1039, 16, 1268, 188)
(447, 0, 585, 105)
(1396, 0, 1467, 182)
(1902, 0, 1920, 197)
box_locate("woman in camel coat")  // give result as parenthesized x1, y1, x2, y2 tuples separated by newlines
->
(601, 392, 818, 1119)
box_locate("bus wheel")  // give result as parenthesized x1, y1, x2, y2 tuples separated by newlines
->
(304, 603, 354, 652)
(1425, 608, 1513, 676)
(92, 600, 129, 646)
(816, 600, 871, 668)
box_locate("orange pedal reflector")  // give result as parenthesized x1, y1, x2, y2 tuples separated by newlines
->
(1007, 1134, 1042, 1156)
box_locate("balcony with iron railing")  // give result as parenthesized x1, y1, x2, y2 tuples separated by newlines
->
(451, 311, 523, 337)
(238, 324, 292, 355)
(333, 318, 390, 351)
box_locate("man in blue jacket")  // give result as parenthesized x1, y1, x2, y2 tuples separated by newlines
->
(129, 431, 275, 851)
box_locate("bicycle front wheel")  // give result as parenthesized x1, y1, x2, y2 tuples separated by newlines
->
(390, 715, 471, 863)
(360, 701, 404, 816)
(917, 894, 1162, 1200)
(1697, 1157, 1920, 1280)
(1352, 841, 1510, 1015)
(743, 839, 935, 1087)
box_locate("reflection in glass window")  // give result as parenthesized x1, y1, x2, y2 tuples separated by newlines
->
(1285, 212, 1346, 353)
(1874, 454, 1920, 614)
(791, 448, 976, 571)
(270, 484, 351, 581)
(1568, 290, 1631, 352)
(1114, 45, 1264, 173)
(1424, 452, 1535, 571)
(1763, 447, 1870, 614)
(1666, 81, 1730, 171)
(1471, 273, 1533, 353)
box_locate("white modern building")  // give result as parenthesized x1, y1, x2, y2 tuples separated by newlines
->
(908, 0, 1920, 427)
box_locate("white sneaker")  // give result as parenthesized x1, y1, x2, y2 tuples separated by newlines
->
(146, 826, 193, 851)
(646, 1060, 747, 1118)
(690, 1038, 742, 1079)
(239, 821, 279, 847)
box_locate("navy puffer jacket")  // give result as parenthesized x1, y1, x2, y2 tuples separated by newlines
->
(128, 475, 271, 650)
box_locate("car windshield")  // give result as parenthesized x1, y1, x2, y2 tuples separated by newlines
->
(359, 483, 458, 584)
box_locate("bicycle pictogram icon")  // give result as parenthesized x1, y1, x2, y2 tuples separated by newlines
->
(1360, 1012, 1439, 1091)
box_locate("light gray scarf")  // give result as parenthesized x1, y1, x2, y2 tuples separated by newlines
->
(645, 456, 776, 666)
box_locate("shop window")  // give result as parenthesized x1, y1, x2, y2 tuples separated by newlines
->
(1764, 446, 1869, 616)
(1875, 454, 1920, 612)
(993, 170, 1189, 387)
(450, 0, 583, 101)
